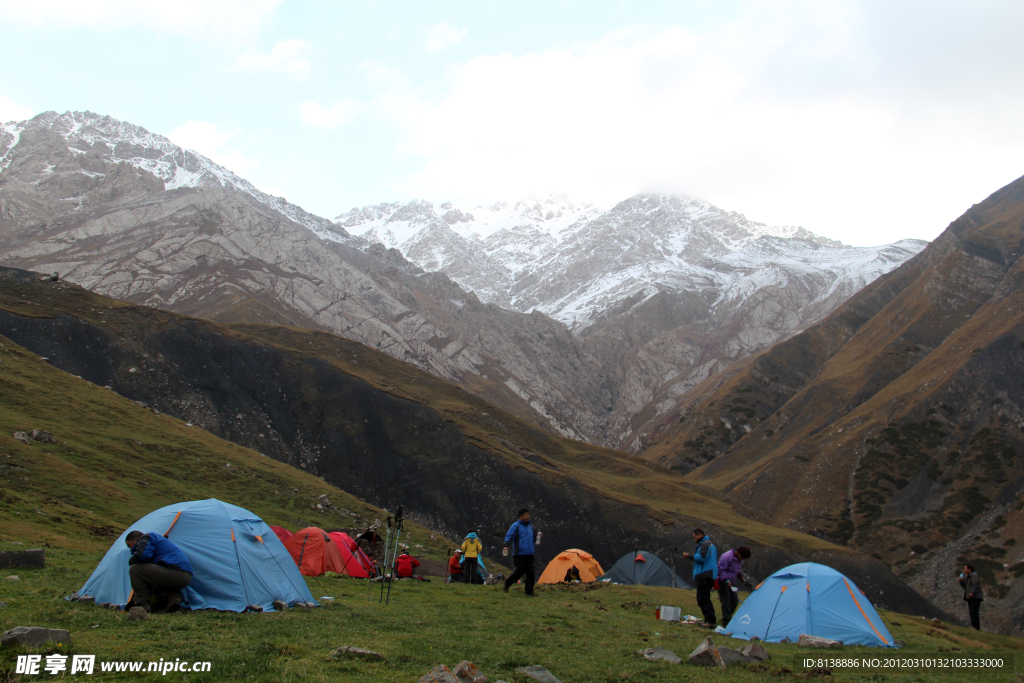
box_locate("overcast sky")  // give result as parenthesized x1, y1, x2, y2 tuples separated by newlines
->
(2, 0, 1023, 246)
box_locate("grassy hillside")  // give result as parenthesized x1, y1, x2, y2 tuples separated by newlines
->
(0, 330, 455, 561)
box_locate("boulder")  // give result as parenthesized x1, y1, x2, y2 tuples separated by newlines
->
(739, 642, 770, 662)
(452, 660, 488, 682)
(717, 647, 754, 665)
(272, 600, 288, 612)
(12, 431, 30, 445)
(1, 627, 72, 648)
(6, 575, 19, 581)
(127, 607, 148, 621)
(516, 665, 563, 683)
(798, 634, 843, 648)
(0, 548, 45, 569)
(30, 429, 56, 443)
(331, 645, 384, 661)
(638, 647, 681, 664)
(417, 665, 460, 683)
(688, 637, 725, 668)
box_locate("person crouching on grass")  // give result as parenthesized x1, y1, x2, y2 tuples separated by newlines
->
(125, 530, 193, 613)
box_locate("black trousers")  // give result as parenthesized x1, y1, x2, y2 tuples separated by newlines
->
(129, 563, 191, 606)
(462, 558, 477, 583)
(967, 599, 981, 630)
(504, 554, 536, 595)
(695, 578, 717, 625)
(718, 582, 739, 626)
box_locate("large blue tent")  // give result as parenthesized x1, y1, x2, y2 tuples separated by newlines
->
(76, 499, 316, 612)
(728, 562, 894, 647)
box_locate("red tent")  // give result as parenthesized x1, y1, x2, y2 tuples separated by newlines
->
(284, 527, 348, 577)
(328, 532, 374, 578)
(271, 526, 293, 543)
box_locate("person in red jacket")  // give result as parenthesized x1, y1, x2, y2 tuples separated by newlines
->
(447, 550, 463, 583)
(394, 550, 421, 579)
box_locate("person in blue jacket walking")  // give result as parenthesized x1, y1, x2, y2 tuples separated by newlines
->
(125, 530, 194, 613)
(502, 508, 539, 597)
(682, 528, 718, 627)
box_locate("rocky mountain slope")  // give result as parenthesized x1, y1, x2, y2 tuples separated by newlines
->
(341, 195, 925, 448)
(640, 174, 1024, 634)
(0, 265, 945, 619)
(0, 111, 612, 441)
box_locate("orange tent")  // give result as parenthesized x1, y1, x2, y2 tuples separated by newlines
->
(537, 549, 605, 585)
(283, 527, 348, 577)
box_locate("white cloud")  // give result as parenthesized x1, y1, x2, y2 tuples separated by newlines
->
(235, 39, 313, 79)
(424, 22, 467, 53)
(297, 100, 360, 129)
(166, 120, 259, 175)
(0, 94, 32, 123)
(0, 0, 282, 43)
(373, 2, 1024, 245)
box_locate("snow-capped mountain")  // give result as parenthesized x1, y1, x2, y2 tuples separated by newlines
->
(1, 111, 354, 245)
(340, 194, 927, 448)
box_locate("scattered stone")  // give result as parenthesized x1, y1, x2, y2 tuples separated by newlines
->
(247, 604, 263, 613)
(1, 627, 72, 648)
(39, 272, 59, 283)
(127, 607, 148, 621)
(6, 575, 19, 581)
(749, 636, 760, 642)
(304, 602, 316, 608)
(688, 637, 725, 668)
(717, 647, 753, 665)
(452, 660, 488, 682)
(417, 665, 459, 683)
(516, 665, 563, 683)
(638, 647, 681, 664)
(318, 494, 331, 507)
(0, 601, 7, 609)
(0, 549, 45, 569)
(30, 429, 56, 443)
(76, 596, 96, 605)
(12, 431, 30, 445)
(779, 637, 791, 644)
(798, 634, 843, 649)
(151, 408, 160, 415)
(739, 642, 770, 661)
(331, 645, 384, 661)
(272, 600, 288, 612)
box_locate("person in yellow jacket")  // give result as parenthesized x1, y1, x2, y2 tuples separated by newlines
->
(460, 531, 483, 584)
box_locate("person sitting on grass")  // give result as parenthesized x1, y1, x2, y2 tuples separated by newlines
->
(394, 550, 420, 579)
(448, 550, 463, 583)
(125, 530, 193, 613)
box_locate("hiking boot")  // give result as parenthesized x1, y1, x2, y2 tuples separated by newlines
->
(165, 595, 183, 613)
(699, 622, 717, 629)
(525, 592, 537, 597)
(503, 582, 510, 593)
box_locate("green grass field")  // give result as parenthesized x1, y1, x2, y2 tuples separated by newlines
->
(2, 547, 1022, 682)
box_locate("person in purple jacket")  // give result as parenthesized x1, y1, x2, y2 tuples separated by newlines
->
(717, 546, 751, 627)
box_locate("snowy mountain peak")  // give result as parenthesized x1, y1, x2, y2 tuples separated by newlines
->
(1, 110, 356, 245)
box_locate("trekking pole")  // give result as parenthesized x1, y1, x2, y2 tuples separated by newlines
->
(445, 548, 452, 584)
(378, 519, 393, 603)
(385, 506, 404, 605)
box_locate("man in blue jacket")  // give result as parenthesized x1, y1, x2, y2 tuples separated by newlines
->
(502, 508, 538, 597)
(682, 528, 718, 627)
(125, 530, 194, 613)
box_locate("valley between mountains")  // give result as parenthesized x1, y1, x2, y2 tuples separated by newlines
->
(2, 109, 1021, 632)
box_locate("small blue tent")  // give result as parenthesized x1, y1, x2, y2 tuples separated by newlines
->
(728, 562, 894, 647)
(76, 499, 315, 612)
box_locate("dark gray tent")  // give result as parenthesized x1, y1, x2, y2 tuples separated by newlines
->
(598, 551, 691, 588)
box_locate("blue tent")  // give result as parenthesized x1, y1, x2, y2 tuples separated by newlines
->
(76, 499, 316, 612)
(728, 562, 894, 647)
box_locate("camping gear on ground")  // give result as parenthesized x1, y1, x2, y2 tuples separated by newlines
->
(599, 551, 692, 588)
(284, 528, 349, 577)
(379, 506, 405, 604)
(656, 606, 682, 622)
(74, 499, 315, 612)
(270, 526, 293, 543)
(727, 562, 895, 647)
(327, 532, 374, 578)
(537, 549, 605, 585)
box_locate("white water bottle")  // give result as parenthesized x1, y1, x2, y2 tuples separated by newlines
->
(536, 531, 542, 546)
